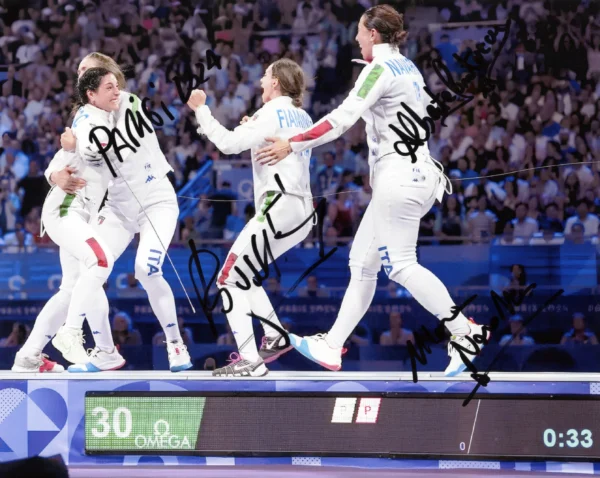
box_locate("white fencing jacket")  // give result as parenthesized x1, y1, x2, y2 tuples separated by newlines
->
(195, 95, 313, 206)
(288, 43, 433, 169)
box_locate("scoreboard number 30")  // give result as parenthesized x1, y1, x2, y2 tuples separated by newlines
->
(91, 407, 133, 438)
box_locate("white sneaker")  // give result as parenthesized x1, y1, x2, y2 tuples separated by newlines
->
(444, 319, 490, 377)
(290, 333, 343, 371)
(212, 353, 268, 377)
(52, 326, 89, 364)
(12, 350, 64, 373)
(167, 340, 192, 372)
(68, 347, 125, 373)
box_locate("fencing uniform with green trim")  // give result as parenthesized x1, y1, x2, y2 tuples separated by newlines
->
(272, 44, 464, 374)
(193, 93, 315, 372)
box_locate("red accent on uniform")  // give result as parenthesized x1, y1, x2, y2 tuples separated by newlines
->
(85, 238, 108, 268)
(39, 357, 56, 373)
(218, 253, 238, 285)
(289, 120, 334, 143)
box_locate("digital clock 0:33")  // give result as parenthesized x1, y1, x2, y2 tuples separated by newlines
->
(543, 429, 593, 449)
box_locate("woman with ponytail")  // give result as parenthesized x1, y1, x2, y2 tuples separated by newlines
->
(256, 4, 487, 377)
(185, 58, 315, 377)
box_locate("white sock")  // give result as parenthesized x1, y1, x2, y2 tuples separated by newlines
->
(65, 269, 114, 351)
(327, 276, 378, 349)
(140, 276, 183, 343)
(222, 286, 260, 362)
(20, 290, 72, 356)
(395, 264, 471, 336)
(247, 286, 283, 339)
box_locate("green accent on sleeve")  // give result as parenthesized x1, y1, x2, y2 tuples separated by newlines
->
(59, 194, 76, 218)
(357, 64, 384, 99)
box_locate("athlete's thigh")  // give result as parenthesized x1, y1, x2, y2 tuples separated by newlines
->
(348, 203, 381, 277)
(371, 161, 437, 272)
(93, 203, 135, 263)
(135, 196, 179, 278)
(218, 194, 311, 287)
(45, 214, 112, 269)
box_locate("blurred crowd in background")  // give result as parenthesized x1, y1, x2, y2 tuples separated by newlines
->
(0, 0, 599, 252)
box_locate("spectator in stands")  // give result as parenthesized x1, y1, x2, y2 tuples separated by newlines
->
(561, 313, 598, 345)
(111, 311, 143, 347)
(511, 202, 539, 239)
(0, 177, 19, 234)
(498, 222, 525, 245)
(17, 159, 48, 218)
(208, 181, 238, 239)
(116, 273, 146, 298)
(539, 202, 564, 233)
(499, 315, 535, 346)
(503, 264, 530, 303)
(217, 323, 235, 346)
(0, 321, 30, 347)
(3, 222, 35, 253)
(564, 199, 600, 238)
(316, 151, 342, 197)
(298, 275, 330, 298)
(265, 276, 282, 298)
(327, 186, 357, 238)
(379, 311, 414, 346)
(567, 222, 586, 244)
(436, 194, 464, 245)
(153, 316, 194, 347)
(466, 194, 497, 242)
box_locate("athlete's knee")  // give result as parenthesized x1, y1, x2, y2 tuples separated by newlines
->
(378, 245, 417, 285)
(82, 238, 114, 276)
(349, 264, 378, 282)
(135, 248, 165, 280)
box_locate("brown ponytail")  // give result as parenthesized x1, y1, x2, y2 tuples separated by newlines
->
(363, 5, 409, 49)
(270, 58, 306, 108)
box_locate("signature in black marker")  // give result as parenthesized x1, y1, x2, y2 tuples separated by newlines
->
(388, 14, 515, 159)
(406, 283, 564, 406)
(187, 174, 337, 350)
(87, 47, 222, 176)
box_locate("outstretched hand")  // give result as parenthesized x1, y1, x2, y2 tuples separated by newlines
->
(255, 137, 292, 166)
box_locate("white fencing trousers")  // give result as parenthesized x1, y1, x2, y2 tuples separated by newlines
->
(217, 192, 314, 360)
(341, 155, 470, 336)
(90, 176, 182, 341)
(41, 205, 114, 346)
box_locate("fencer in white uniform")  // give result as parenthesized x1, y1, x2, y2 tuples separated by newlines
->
(187, 58, 314, 377)
(256, 5, 487, 377)
(12, 68, 119, 373)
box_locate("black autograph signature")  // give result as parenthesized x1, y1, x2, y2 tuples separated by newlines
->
(406, 284, 564, 406)
(188, 174, 337, 349)
(389, 14, 514, 162)
(87, 47, 222, 175)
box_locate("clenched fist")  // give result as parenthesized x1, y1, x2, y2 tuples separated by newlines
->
(187, 90, 207, 110)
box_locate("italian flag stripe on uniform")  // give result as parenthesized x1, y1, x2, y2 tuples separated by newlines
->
(59, 194, 76, 218)
(357, 64, 384, 99)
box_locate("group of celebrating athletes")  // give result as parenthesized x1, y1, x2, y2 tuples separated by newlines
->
(12, 4, 484, 378)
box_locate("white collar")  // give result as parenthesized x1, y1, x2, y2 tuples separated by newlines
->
(267, 95, 293, 106)
(372, 43, 399, 59)
(84, 103, 113, 122)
